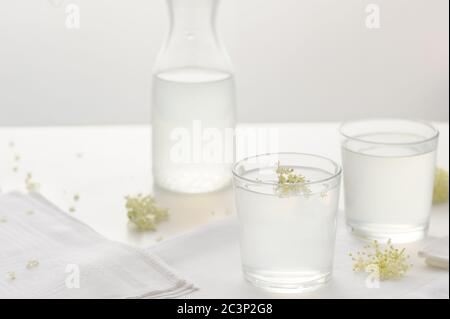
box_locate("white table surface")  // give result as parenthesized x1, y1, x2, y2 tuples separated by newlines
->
(1, 123, 448, 298)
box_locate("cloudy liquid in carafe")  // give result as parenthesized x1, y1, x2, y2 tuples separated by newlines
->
(152, 67, 236, 193)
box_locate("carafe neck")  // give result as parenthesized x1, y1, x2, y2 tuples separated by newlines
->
(155, 0, 232, 74)
(169, 0, 218, 35)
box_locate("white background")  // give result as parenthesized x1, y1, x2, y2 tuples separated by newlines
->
(0, 0, 448, 126)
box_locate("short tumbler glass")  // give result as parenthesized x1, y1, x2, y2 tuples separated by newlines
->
(340, 119, 439, 243)
(232, 153, 342, 293)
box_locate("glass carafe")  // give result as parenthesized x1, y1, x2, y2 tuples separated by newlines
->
(152, 0, 236, 194)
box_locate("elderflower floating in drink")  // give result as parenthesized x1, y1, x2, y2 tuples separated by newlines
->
(232, 153, 341, 292)
(341, 119, 439, 243)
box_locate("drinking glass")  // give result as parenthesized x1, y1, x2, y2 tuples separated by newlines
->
(340, 119, 439, 243)
(232, 153, 342, 292)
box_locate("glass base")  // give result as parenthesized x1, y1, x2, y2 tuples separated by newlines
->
(347, 221, 428, 243)
(243, 266, 331, 293)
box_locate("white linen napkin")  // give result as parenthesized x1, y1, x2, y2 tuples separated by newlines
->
(0, 192, 197, 299)
(152, 216, 450, 299)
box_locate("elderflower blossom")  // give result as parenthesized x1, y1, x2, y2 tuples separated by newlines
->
(274, 162, 311, 198)
(7, 272, 16, 281)
(433, 168, 449, 205)
(349, 239, 412, 280)
(125, 194, 169, 231)
(26, 260, 39, 269)
(25, 173, 40, 193)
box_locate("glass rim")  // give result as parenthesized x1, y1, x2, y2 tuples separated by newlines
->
(232, 152, 342, 187)
(339, 118, 440, 146)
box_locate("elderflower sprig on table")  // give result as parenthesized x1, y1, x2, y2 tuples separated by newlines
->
(433, 168, 449, 205)
(125, 194, 168, 231)
(7, 272, 16, 281)
(26, 260, 39, 269)
(349, 239, 412, 281)
(274, 162, 311, 198)
(25, 173, 40, 193)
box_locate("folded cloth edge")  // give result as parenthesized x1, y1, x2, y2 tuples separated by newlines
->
(2, 191, 198, 299)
